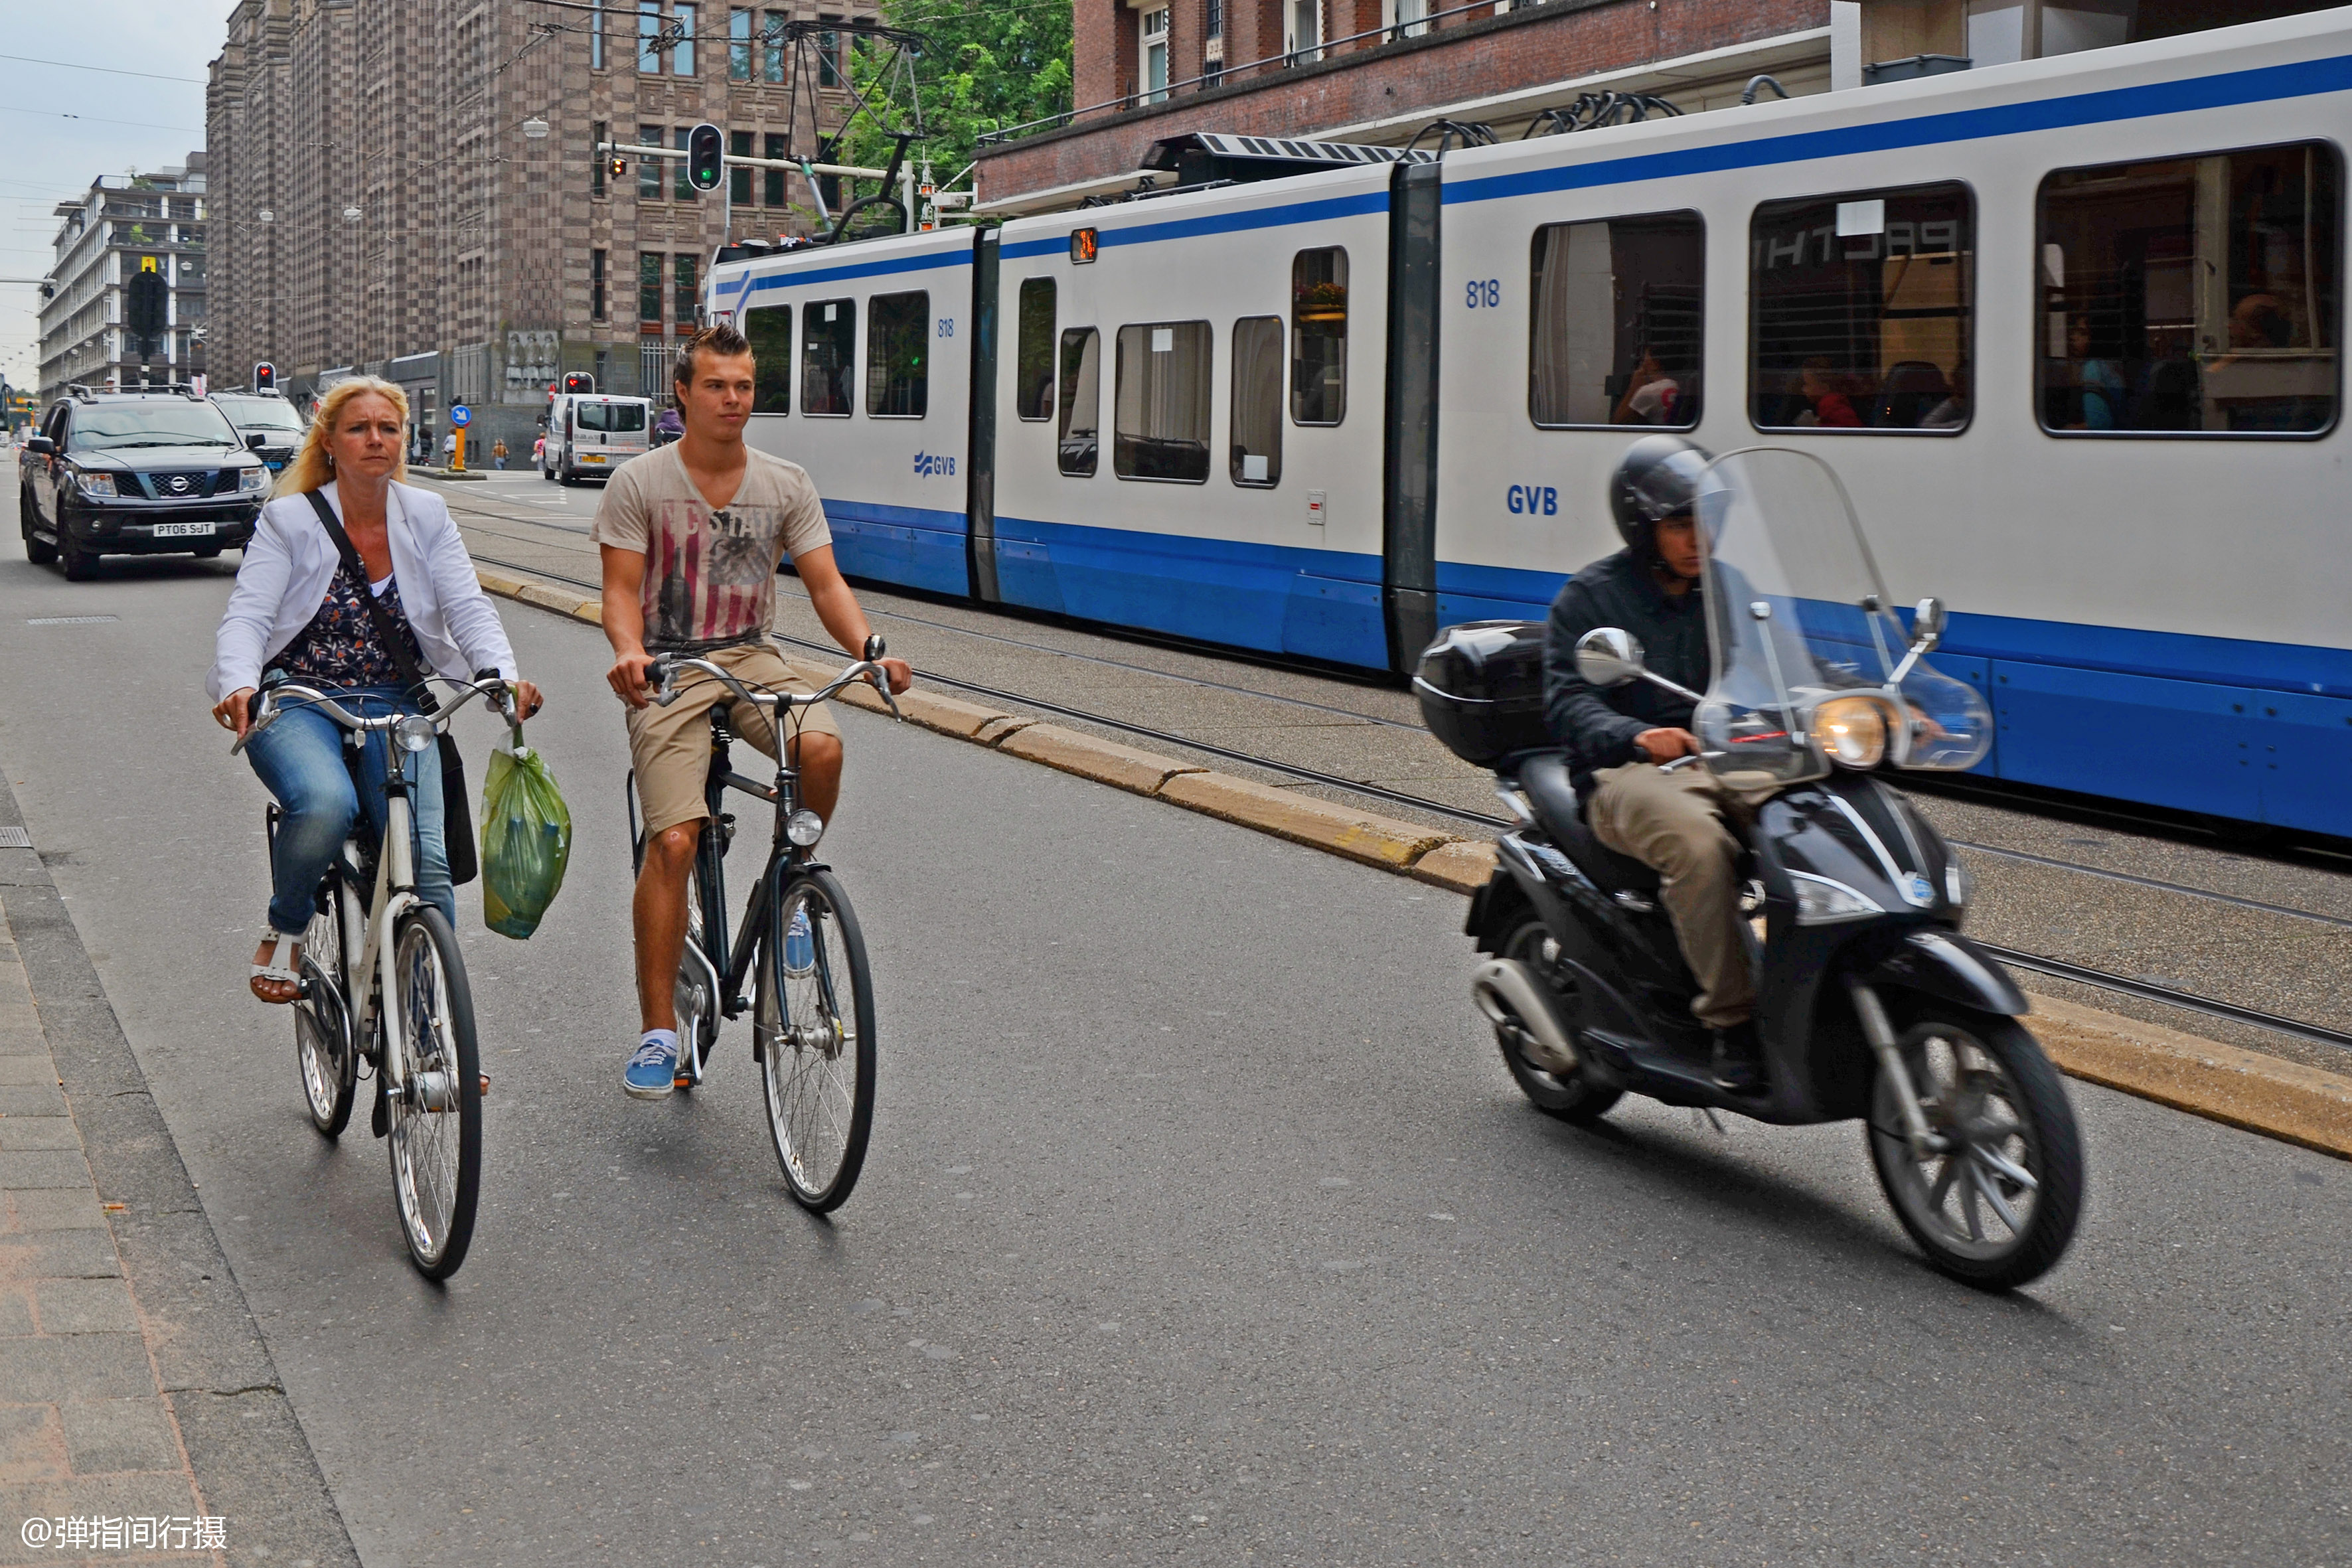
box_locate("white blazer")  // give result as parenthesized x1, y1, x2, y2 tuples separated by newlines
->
(207, 481, 518, 701)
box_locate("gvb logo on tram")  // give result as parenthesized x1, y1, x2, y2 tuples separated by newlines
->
(1506, 484, 1559, 515)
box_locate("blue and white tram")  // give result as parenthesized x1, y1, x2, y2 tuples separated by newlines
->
(711, 7, 2352, 837)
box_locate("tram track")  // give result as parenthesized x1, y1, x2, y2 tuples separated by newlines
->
(465, 542, 2352, 1058)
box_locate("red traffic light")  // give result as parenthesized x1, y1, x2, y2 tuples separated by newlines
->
(253, 361, 276, 391)
(562, 372, 596, 395)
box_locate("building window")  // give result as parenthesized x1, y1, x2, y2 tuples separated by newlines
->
(639, 123, 665, 198)
(1385, 0, 1431, 39)
(1058, 327, 1100, 476)
(803, 299, 856, 414)
(592, 120, 608, 196)
(730, 7, 753, 78)
(591, 0, 606, 68)
(639, 0, 663, 73)
(640, 252, 665, 327)
(1286, 0, 1321, 62)
(819, 16, 845, 86)
(1206, 0, 1221, 38)
(674, 252, 699, 327)
(1291, 248, 1346, 425)
(765, 132, 789, 205)
(674, 126, 695, 200)
(672, 3, 697, 73)
(745, 301, 791, 412)
(595, 347, 611, 388)
(1230, 316, 1283, 485)
(867, 291, 929, 417)
(2039, 143, 2339, 435)
(1750, 182, 1973, 431)
(1529, 210, 1704, 428)
(1140, 8, 1170, 105)
(763, 9, 787, 81)
(730, 130, 753, 203)
(1114, 321, 1213, 482)
(1016, 278, 1056, 420)
(592, 248, 607, 321)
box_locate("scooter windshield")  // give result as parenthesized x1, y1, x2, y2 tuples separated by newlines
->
(1693, 448, 1991, 784)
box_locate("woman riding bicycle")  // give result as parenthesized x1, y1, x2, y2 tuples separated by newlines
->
(206, 376, 545, 1004)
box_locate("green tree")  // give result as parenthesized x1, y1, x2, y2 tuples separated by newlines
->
(840, 0, 1073, 207)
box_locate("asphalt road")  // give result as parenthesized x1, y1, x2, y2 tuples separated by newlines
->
(2, 479, 2349, 1567)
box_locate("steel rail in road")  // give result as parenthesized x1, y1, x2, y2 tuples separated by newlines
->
(468, 548, 2352, 1056)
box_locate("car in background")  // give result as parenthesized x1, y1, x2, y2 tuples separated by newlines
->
(19, 386, 268, 580)
(211, 388, 307, 474)
(543, 392, 652, 485)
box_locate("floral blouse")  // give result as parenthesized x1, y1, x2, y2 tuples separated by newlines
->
(267, 559, 426, 690)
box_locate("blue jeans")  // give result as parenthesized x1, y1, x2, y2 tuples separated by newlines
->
(245, 686, 454, 935)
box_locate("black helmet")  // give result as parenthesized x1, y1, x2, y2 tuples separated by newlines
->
(1608, 434, 1713, 557)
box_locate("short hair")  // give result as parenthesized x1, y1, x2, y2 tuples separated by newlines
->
(674, 323, 753, 390)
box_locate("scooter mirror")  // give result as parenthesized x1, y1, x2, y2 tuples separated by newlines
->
(1574, 627, 1648, 688)
(1911, 596, 1947, 650)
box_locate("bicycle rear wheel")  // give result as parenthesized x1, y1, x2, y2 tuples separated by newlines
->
(386, 906, 483, 1279)
(755, 868, 876, 1212)
(293, 880, 356, 1137)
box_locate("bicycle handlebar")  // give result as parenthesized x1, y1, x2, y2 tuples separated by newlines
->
(649, 641, 904, 722)
(230, 674, 518, 755)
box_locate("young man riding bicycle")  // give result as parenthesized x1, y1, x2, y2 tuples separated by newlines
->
(593, 323, 913, 1099)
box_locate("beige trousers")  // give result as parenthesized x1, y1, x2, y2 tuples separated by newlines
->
(1585, 763, 1776, 1030)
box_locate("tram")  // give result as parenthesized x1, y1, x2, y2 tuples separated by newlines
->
(707, 7, 2352, 837)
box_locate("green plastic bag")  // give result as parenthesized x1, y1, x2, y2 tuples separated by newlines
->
(480, 739, 572, 940)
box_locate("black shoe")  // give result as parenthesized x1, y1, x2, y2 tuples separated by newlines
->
(1711, 1022, 1767, 1095)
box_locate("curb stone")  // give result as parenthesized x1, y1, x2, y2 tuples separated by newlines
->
(477, 566, 2352, 1163)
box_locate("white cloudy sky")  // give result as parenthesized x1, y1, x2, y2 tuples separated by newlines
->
(0, 4, 236, 394)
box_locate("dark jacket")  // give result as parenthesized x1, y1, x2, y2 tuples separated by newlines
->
(1542, 548, 1710, 791)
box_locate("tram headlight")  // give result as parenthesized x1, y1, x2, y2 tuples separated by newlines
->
(394, 714, 438, 754)
(1811, 696, 1888, 769)
(785, 808, 826, 848)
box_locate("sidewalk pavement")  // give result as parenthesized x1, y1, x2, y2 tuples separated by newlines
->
(0, 783, 355, 1568)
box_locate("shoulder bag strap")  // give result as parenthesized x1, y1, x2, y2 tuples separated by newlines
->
(303, 488, 439, 712)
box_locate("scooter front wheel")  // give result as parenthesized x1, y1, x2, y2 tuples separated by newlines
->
(1490, 917, 1621, 1123)
(1866, 1004, 2083, 1291)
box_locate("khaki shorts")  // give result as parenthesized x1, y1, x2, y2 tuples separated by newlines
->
(627, 643, 842, 836)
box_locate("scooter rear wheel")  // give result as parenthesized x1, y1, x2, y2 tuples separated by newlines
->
(1491, 917, 1621, 1123)
(1866, 1004, 2083, 1292)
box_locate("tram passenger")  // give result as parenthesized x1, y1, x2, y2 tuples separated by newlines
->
(1612, 349, 1682, 426)
(1793, 358, 1861, 427)
(1921, 360, 1970, 428)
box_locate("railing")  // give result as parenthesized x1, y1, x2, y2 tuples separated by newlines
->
(977, 0, 1551, 148)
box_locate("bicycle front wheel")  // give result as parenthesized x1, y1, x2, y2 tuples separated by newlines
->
(294, 880, 356, 1137)
(386, 907, 483, 1279)
(755, 868, 876, 1212)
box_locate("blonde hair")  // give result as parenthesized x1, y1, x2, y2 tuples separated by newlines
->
(275, 376, 411, 497)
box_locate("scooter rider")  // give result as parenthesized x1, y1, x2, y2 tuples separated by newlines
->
(1541, 435, 1776, 1093)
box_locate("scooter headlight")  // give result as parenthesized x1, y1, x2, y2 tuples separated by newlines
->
(1811, 696, 1888, 769)
(785, 808, 826, 848)
(1790, 872, 1882, 925)
(1944, 856, 1972, 908)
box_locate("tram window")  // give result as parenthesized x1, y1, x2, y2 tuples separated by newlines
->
(866, 290, 929, 418)
(1016, 279, 1056, 421)
(1750, 183, 1973, 433)
(1230, 316, 1284, 487)
(1528, 210, 1704, 429)
(801, 298, 856, 416)
(1115, 321, 1214, 482)
(1291, 248, 1347, 426)
(2039, 143, 2339, 435)
(1058, 327, 1100, 477)
(744, 301, 791, 414)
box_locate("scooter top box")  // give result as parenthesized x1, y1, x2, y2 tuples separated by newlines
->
(1413, 621, 1551, 765)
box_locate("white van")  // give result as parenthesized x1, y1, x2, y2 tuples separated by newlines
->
(543, 394, 652, 485)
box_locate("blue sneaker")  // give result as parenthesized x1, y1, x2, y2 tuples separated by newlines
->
(782, 907, 815, 977)
(623, 1032, 678, 1099)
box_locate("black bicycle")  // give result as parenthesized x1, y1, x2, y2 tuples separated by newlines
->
(625, 640, 900, 1212)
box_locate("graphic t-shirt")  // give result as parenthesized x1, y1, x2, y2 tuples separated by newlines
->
(589, 443, 832, 653)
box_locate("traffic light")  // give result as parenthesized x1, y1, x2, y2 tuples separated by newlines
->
(253, 362, 276, 391)
(125, 262, 168, 354)
(609, 155, 627, 179)
(687, 122, 724, 194)
(562, 372, 596, 395)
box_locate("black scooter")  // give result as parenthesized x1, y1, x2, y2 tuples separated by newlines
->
(1415, 453, 2084, 1290)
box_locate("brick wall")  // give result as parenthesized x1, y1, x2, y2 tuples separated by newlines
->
(979, 0, 1826, 200)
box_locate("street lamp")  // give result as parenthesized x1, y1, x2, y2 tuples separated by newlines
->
(341, 205, 362, 223)
(522, 116, 550, 139)
(257, 208, 274, 223)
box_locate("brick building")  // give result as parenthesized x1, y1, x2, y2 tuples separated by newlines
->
(35, 159, 209, 406)
(973, 0, 2342, 211)
(206, 0, 876, 455)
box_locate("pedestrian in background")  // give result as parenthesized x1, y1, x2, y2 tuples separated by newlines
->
(441, 430, 457, 467)
(492, 437, 509, 470)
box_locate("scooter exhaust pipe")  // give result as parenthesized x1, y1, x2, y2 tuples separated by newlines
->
(1472, 959, 1579, 1073)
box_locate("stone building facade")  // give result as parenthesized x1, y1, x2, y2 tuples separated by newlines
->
(36, 159, 210, 406)
(207, 0, 876, 455)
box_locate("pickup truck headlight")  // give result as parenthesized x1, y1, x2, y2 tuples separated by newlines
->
(237, 465, 269, 493)
(74, 469, 117, 499)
